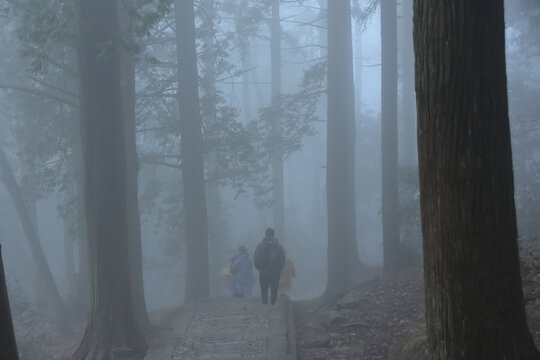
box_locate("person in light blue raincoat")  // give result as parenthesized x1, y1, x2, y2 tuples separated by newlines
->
(230, 246, 256, 297)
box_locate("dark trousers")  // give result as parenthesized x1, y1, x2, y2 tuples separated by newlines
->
(259, 272, 280, 305)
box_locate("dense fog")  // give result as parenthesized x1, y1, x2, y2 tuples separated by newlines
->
(0, 0, 538, 359)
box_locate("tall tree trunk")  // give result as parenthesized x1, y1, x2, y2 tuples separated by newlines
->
(381, 0, 400, 272)
(311, 0, 327, 246)
(0, 244, 19, 360)
(75, 164, 89, 315)
(238, 0, 252, 125)
(414, 0, 539, 357)
(73, 0, 146, 357)
(175, 0, 210, 302)
(325, 0, 360, 296)
(20, 162, 47, 305)
(0, 147, 67, 330)
(63, 185, 77, 304)
(353, 22, 364, 250)
(271, 0, 284, 240)
(354, 23, 362, 120)
(28, 199, 46, 304)
(201, 0, 223, 297)
(400, 0, 416, 166)
(118, 0, 150, 330)
(62, 51, 89, 317)
(63, 219, 75, 299)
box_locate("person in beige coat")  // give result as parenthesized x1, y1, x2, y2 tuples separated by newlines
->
(278, 255, 296, 297)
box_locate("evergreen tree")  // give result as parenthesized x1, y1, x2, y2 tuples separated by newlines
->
(325, 0, 361, 296)
(73, 0, 146, 356)
(414, 0, 540, 357)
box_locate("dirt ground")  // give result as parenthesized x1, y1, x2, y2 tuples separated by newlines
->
(295, 267, 425, 360)
(295, 239, 540, 360)
(10, 239, 540, 359)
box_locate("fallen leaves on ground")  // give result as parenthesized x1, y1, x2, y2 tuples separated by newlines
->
(297, 246, 540, 360)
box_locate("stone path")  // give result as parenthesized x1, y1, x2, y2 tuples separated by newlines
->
(145, 296, 296, 360)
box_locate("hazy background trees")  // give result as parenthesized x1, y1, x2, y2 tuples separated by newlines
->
(0, 0, 537, 356)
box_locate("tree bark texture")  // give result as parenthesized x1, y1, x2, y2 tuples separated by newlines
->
(414, 0, 539, 358)
(381, 0, 400, 272)
(74, 0, 147, 357)
(271, 0, 285, 241)
(0, 147, 67, 330)
(0, 245, 19, 360)
(118, 0, 150, 330)
(325, 0, 361, 296)
(400, 0, 417, 166)
(175, 0, 210, 302)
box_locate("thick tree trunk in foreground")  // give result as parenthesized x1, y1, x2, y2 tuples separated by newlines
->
(325, 0, 361, 296)
(73, 0, 146, 357)
(271, 0, 285, 240)
(118, 0, 150, 330)
(0, 147, 67, 330)
(381, 0, 400, 273)
(175, 0, 210, 302)
(0, 244, 19, 360)
(414, 0, 539, 358)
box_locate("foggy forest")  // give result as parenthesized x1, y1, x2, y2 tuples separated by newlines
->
(0, 0, 539, 359)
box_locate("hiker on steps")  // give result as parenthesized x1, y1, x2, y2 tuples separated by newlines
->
(230, 245, 256, 297)
(279, 253, 296, 297)
(253, 228, 286, 305)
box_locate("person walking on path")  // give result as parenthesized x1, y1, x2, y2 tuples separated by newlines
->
(230, 246, 256, 297)
(278, 254, 296, 297)
(253, 228, 285, 305)
(219, 266, 234, 296)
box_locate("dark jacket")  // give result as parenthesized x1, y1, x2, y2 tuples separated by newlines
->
(253, 237, 286, 275)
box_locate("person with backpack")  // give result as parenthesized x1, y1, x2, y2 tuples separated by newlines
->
(253, 228, 286, 305)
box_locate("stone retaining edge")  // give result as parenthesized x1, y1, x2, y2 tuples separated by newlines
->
(285, 297, 297, 359)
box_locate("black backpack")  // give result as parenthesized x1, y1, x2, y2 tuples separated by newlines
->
(255, 240, 285, 274)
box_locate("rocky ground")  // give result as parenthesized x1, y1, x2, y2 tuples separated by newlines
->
(295, 238, 540, 360)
